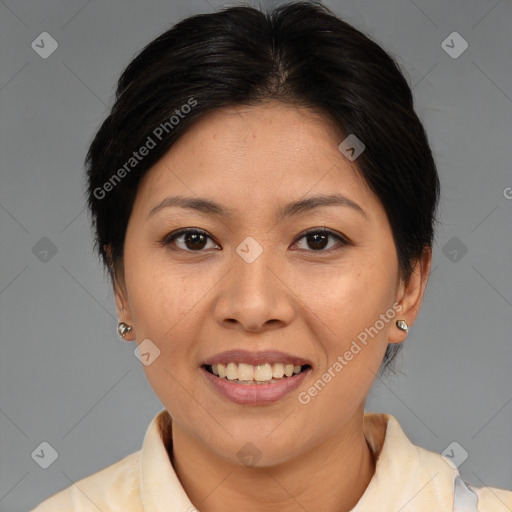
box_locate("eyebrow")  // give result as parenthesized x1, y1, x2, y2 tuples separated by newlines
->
(148, 193, 367, 220)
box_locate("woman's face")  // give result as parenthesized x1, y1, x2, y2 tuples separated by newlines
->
(116, 101, 419, 466)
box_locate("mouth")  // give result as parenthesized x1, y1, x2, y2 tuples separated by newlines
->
(200, 356, 312, 405)
(200, 349, 313, 404)
(202, 362, 312, 384)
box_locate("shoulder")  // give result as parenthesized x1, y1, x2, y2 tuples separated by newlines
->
(31, 450, 142, 512)
(414, 440, 512, 511)
(473, 485, 512, 512)
(415, 439, 512, 512)
(363, 413, 512, 511)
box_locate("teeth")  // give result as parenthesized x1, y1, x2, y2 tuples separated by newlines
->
(210, 362, 305, 382)
(238, 363, 254, 381)
(254, 363, 273, 381)
(226, 362, 238, 380)
(272, 363, 284, 379)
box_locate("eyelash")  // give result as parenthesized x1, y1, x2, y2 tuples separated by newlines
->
(160, 227, 350, 254)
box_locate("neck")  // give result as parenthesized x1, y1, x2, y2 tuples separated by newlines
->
(170, 405, 376, 512)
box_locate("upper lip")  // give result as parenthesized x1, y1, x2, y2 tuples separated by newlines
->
(202, 349, 312, 367)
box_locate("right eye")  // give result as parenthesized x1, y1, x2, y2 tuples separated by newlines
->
(161, 228, 220, 252)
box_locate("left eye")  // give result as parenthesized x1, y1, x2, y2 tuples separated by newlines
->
(161, 228, 348, 252)
(293, 228, 348, 252)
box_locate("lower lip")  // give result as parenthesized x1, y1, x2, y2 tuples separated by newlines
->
(201, 366, 311, 405)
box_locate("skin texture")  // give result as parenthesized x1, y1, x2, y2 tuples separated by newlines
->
(113, 101, 431, 512)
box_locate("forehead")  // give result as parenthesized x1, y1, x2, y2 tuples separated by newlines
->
(133, 101, 379, 220)
(175, 101, 345, 162)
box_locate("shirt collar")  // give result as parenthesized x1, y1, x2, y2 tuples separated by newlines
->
(138, 408, 457, 511)
(139, 409, 193, 511)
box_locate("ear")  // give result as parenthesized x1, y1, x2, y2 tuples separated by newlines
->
(388, 247, 432, 344)
(106, 245, 136, 342)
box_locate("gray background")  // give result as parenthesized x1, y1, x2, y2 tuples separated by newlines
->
(1, 0, 511, 510)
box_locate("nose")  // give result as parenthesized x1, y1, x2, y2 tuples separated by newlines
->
(213, 244, 296, 333)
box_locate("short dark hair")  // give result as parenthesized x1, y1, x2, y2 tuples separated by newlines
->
(85, 0, 440, 375)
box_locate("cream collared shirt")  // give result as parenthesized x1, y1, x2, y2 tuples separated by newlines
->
(32, 409, 512, 511)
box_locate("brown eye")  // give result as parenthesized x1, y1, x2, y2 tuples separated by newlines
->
(293, 228, 349, 252)
(162, 229, 218, 251)
(161, 227, 349, 254)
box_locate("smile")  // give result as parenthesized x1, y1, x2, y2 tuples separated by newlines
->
(204, 362, 310, 384)
(201, 363, 312, 405)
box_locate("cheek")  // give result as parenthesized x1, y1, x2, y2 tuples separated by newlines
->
(294, 264, 396, 423)
(124, 242, 185, 323)
(300, 256, 397, 345)
(123, 259, 205, 421)
(295, 255, 397, 412)
(123, 253, 223, 386)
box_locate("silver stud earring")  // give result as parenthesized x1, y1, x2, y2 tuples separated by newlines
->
(396, 319, 408, 332)
(117, 322, 133, 339)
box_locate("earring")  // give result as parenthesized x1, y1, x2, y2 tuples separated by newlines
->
(396, 319, 408, 332)
(117, 322, 133, 339)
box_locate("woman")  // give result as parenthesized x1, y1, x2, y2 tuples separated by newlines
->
(32, 1, 511, 511)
